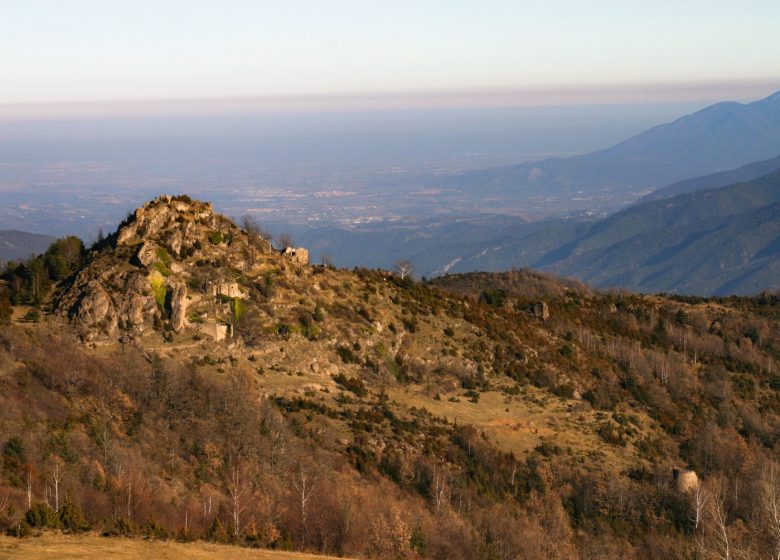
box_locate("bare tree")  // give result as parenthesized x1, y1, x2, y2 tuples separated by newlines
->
(395, 259, 414, 280)
(697, 478, 736, 560)
(241, 215, 272, 244)
(228, 463, 247, 537)
(26, 468, 33, 510)
(320, 253, 334, 268)
(292, 465, 316, 537)
(278, 232, 294, 250)
(760, 464, 780, 560)
(44, 457, 63, 512)
(432, 457, 448, 514)
(690, 482, 709, 532)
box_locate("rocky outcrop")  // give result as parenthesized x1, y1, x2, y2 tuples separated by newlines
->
(283, 246, 309, 265)
(530, 301, 550, 320)
(56, 195, 277, 342)
(169, 283, 188, 333)
(674, 469, 699, 493)
(135, 241, 158, 267)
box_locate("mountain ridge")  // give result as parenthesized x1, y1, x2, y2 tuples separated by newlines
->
(440, 90, 780, 210)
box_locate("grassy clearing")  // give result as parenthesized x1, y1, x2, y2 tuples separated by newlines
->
(0, 533, 343, 560)
(385, 385, 645, 470)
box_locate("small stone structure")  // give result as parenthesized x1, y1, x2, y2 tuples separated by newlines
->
(530, 301, 550, 320)
(282, 246, 309, 265)
(673, 469, 699, 493)
(208, 280, 243, 299)
(199, 320, 232, 342)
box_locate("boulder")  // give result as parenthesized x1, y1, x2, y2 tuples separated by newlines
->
(674, 469, 699, 493)
(135, 242, 158, 267)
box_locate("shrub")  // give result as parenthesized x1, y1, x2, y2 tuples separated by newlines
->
(333, 373, 367, 397)
(336, 345, 359, 364)
(59, 499, 90, 532)
(25, 503, 60, 528)
(205, 517, 229, 543)
(480, 289, 507, 307)
(143, 516, 168, 539)
(153, 261, 172, 277)
(155, 247, 172, 267)
(230, 297, 245, 323)
(149, 271, 167, 308)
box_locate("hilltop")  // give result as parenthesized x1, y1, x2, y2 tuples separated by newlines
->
(2, 197, 780, 558)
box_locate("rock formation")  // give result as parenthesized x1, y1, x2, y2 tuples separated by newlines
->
(56, 195, 276, 342)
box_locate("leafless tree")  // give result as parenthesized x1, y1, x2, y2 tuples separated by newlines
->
(697, 478, 736, 560)
(320, 253, 334, 268)
(395, 259, 414, 280)
(432, 457, 448, 514)
(44, 457, 63, 512)
(0, 493, 9, 518)
(690, 482, 709, 532)
(241, 215, 272, 244)
(760, 464, 780, 560)
(228, 463, 247, 537)
(292, 465, 316, 536)
(26, 468, 33, 510)
(278, 232, 294, 250)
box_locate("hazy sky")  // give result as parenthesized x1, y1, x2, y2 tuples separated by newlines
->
(2, 0, 780, 111)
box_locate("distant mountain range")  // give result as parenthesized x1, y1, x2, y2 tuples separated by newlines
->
(542, 169, 780, 295)
(440, 90, 780, 209)
(641, 154, 780, 201)
(0, 230, 55, 264)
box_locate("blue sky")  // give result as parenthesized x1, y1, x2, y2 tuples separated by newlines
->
(2, 0, 779, 111)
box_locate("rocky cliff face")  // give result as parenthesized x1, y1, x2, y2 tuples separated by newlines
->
(56, 195, 274, 343)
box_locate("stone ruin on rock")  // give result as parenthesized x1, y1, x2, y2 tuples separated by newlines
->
(282, 246, 309, 265)
(55, 195, 274, 343)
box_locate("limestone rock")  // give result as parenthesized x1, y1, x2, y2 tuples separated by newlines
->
(56, 194, 272, 342)
(530, 301, 550, 320)
(135, 242, 158, 267)
(170, 283, 188, 333)
(283, 246, 309, 265)
(674, 469, 699, 493)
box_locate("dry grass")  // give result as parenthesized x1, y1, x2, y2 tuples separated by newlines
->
(0, 533, 344, 560)
(385, 385, 646, 470)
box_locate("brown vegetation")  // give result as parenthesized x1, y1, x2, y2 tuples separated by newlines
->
(2, 199, 780, 558)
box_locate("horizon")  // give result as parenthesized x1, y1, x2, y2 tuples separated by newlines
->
(1, 80, 779, 121)
(3, 1, 780, 118)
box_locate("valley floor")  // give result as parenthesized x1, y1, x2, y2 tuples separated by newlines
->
(0, 533, 342, 560)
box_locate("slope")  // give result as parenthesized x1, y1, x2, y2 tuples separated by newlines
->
(640, 154, 780, 202)
(0, 230, 55, 264)
(441, 90, 780, 211)
(540, 170, 780, 294)
(3, 197, 780, 558)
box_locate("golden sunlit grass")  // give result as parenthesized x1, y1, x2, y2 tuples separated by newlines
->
(0, 533, 345, 560)
(385, 384, 649, 471)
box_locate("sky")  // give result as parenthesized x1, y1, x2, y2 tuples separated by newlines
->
(1, 0, 780, 114)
